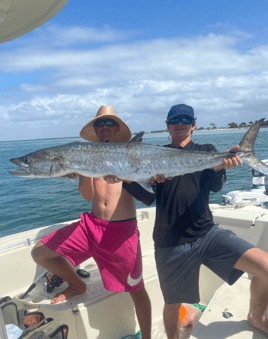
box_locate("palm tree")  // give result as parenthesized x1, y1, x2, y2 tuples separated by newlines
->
(228, 122, 238, 128)
(210, 123, 216, 130)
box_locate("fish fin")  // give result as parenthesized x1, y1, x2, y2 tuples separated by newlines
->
(51, 156, 65, 163)
(239, 118, 265, 152)
(138, 181, 154, 193)
(238, 118, 268, 176)
(242, 155, 268, 176)
(64, 173, 76, 181)
(129, 132, 144, 143)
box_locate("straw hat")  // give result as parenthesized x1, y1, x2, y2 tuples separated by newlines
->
(80, 106, 132, 142)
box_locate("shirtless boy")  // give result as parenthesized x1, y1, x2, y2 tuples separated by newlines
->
(31, 105, 151, 339)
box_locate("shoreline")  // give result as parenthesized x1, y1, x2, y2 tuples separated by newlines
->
(1, 126, 267, 143)
(145, 126, 268, 135)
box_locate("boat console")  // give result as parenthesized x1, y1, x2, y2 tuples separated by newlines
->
(222, 159, 268, 207)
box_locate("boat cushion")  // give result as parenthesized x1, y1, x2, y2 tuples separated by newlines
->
(25, 319, 68, 339)
(0, 298, 68, 338)
(1, 299, 39, 329)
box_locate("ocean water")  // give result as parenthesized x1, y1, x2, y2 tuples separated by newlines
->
(1, 129, 268, 238)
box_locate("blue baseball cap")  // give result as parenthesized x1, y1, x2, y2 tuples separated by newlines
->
(167, 104, 195, 121)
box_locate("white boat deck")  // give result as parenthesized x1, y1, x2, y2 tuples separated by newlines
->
(190, 274, 267, 339)
(1, 205, 268, 338)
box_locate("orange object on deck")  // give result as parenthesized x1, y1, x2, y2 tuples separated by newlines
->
(179, 304, 200, 327)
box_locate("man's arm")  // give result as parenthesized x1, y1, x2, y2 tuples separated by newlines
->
(213, 145, 242, 172)
(206, 168, 226, 192)
(208, 145, 242, 192)
(122, 181, 156, 206)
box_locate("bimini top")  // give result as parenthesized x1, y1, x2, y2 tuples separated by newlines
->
(0, 0, 69, 43)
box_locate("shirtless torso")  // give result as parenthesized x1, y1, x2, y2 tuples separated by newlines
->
(79, 176, 136, 221)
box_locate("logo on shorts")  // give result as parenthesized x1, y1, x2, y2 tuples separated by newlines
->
(127, 273, 143, 286)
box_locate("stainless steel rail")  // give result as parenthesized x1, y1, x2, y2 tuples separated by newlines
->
(0, 214, 144, 253)
(0, 234, 45, 252)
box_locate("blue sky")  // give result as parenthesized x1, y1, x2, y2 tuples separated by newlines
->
(1, 0, 268, 141)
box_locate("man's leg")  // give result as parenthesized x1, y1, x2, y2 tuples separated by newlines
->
(163, 302, 181, 339)
(130, 287, 151, 339)
(234, 247, 268, 335)
(31, 242, 87, 304)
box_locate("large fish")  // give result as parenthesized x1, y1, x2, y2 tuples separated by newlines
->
(10, 119, 268, 192)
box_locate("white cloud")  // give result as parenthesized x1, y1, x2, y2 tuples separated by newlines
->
(1, 29, 268, 140)
(46, 25, 139, 46)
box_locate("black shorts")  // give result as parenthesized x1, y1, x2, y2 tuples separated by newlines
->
(155, 224, 254, 304)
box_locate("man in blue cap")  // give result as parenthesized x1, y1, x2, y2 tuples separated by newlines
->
(120, 104, 268, 338)
(167, 103, 195, 119)
(165, 103, 196, 140)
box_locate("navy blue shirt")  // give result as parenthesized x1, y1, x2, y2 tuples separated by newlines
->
(123, 141, 226, 247)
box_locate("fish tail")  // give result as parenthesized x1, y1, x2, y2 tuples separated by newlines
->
(238, 118, 268, 176)
(239, 118, 264, 152)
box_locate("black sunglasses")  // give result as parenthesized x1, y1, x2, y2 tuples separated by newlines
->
(166, 116, 193, 125)
(94, 119, 118, 127)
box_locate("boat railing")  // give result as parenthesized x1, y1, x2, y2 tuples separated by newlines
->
(0, 235, 44, 252)
(0, 214, 145, 253)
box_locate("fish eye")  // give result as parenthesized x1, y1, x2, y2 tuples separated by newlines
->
(24, 157, 30, 164)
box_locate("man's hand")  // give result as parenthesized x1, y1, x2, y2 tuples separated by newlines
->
(150, 174, 173, 184)
(213, 145, 243, 172)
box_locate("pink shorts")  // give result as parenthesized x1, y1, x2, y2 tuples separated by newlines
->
(41, 212, 144, 292)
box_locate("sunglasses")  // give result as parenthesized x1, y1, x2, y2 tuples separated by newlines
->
(94, 119, 118, 127)
(167, 116, 193, 125)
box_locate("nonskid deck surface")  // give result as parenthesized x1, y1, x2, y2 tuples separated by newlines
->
(19, 265, 118, 310)
(190, 274, 267, 339)
(10, 274, 266, 339)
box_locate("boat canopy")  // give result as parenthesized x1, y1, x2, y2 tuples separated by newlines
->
(0, 0, 69, 43)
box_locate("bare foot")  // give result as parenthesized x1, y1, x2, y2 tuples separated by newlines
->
(51, 282, 87, 304)
(248, 313, 268, 336)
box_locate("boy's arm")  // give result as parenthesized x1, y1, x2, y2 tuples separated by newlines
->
(62, 172, 94, 201)
(78, 175, 94, 201)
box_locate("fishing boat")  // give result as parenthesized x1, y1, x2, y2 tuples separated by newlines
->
(1, 2, 268, 338)
(1, 164, 268, 339)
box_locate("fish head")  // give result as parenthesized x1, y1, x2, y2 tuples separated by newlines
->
(9, 149, 66, 178)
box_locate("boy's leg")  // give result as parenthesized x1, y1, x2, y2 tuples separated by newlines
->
(32, 242, 87, 304)
(130, 287, 151, 339)
(234, 247, 268, 335)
